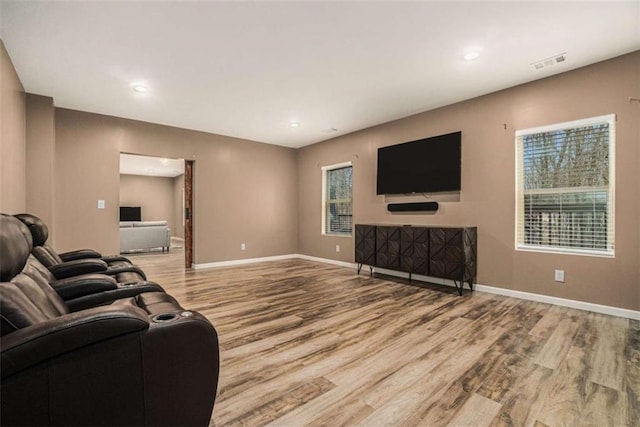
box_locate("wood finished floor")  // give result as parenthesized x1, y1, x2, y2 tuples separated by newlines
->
(128, 250, 640, 427)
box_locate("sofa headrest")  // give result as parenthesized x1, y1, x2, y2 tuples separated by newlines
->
(0, 214, 33, 282)
(15, 213, 48, 247)
(135, 221, 167, 227)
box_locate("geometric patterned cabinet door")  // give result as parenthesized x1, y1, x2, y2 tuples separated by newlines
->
(400, 226, 429, 275)
(375, 226, 401, 270)
(355, 224, 477, 296)
(429, 227, 477, 294)
(354, 224, 376, 274)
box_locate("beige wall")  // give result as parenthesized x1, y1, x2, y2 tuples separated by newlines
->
(26, 94, 56, 238)
(120, 174, 180, 236)
(298, 52, 640, 311)
(0, 40, 26, 213)
(54, 109, 298, 264)
(172, 174, 185, 239)
(8, 39, 638, 310)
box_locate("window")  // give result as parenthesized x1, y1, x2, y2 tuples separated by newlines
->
(322, 162, 353, 235)
(515, 114, 615, 256)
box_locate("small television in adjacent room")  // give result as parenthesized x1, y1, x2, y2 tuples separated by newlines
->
(120, 206, 142, 222)
(376, 131, 462, 195)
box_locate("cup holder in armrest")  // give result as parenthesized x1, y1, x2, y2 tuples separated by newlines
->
(152, 313, 179, 323)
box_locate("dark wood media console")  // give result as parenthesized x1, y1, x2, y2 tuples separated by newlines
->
(355, 224, 477, 295)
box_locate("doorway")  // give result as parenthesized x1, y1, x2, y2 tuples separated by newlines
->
(119, 153, 194, 267)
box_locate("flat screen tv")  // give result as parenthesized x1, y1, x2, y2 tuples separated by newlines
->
(120, 206, 142, 222)
(376, 131, 461, 195)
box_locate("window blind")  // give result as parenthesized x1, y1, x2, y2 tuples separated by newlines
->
(515, 114, 615, 256)
(325, 165, 353, 235)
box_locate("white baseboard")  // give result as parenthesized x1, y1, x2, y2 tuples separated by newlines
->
(192, 254, 640, 320)
(192, 254, 298, 270)
(192, 253, 357, 271)
(295, 254, 357, 269)
(370, 267, 457, 287)
(474, 284, 640, 320)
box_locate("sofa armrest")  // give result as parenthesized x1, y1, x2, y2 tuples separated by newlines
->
(58, 249, 102, 262)
(48, 259, 108, 279)
(50, 274, 118, 300)
(66, 281, 165, 312)
(101, 255, 132, 264)
(105, 265, 147, 281)
(142, 310, 220, 426)
(1, 305, 149, 379)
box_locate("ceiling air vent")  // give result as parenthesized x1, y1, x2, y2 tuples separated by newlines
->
(531, 52, 567, 71)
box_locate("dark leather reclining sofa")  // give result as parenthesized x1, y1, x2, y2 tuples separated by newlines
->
(0, 213, 220, 426)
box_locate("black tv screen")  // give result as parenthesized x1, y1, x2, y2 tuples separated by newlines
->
(120, 206, 142, 222)
(376, 131, 461, 195)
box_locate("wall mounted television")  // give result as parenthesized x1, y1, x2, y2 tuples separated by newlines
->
(376, 131, 462, 195)
(120, 206, 142, 222)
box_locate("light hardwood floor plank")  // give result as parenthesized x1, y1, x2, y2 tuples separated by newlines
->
(532, 310, 581, 370)
(447, 393, 502, 427)
(587, 313, 628, 391)
(126, 251, 639, 426)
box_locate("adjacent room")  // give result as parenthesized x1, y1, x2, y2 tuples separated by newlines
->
(119, 153, 186, 257)
(1, 1, 639, 426)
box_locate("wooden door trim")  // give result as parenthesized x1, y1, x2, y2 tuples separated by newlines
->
(184, 160, 194, 269)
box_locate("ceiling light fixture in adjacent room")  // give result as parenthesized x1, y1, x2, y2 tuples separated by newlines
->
(290, 121, 300, 128)
(133, 84, 148, 93)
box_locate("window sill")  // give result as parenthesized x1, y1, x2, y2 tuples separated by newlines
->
(322, 233, 352, 238)
(516, 245, 614, 258)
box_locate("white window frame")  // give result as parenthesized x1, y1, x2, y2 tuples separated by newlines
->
(515, 114, 615, 257)
(321, 161, 353, 236)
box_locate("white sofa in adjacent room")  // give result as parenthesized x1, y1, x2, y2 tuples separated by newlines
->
(120, 220, 171, 253)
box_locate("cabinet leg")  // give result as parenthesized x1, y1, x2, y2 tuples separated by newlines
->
(453, 279, 463, 296)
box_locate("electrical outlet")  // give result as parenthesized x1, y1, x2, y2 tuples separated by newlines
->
(336, 244, 340, 252)
(554, 269, 565, 283)
(97, 199, 105, 209)
(240, 243, 246, 251)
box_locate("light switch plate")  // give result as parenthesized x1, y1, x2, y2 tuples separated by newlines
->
(97, 199, 105, 209)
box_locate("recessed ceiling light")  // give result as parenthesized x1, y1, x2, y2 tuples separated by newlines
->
(133, 85, 148, 93)
(290, 122, 300, 128)
(463, 52, 480, 61)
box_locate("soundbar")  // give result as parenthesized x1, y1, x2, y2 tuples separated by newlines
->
(387, 202, 439, 212)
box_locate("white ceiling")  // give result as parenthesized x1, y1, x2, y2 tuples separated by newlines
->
(1, 1, 638, 148)
(120, 153, 184, 178)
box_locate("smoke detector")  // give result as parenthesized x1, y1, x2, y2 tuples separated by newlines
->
(321, 128, 338, 134)
(531, 52, 567, 70)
